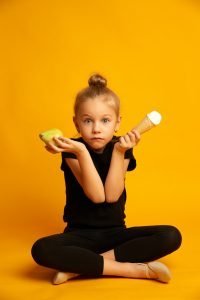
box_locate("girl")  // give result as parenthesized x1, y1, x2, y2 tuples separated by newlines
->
(31, 73, 182, 285)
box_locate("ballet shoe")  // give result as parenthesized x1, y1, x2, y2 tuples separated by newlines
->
(52, 272, 69, 285)
(138, 261, 171, 283)
(147, 261, 171, 283)
(52, 271, 79, 285)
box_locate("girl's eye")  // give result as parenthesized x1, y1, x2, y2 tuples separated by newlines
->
(102, 118, 110, 123)
(83, 118, 110, 124)
(83, 119, 92, 123)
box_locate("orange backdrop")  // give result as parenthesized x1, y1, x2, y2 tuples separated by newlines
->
(1, 0, 199, 235)
(0, 0, 200, 298)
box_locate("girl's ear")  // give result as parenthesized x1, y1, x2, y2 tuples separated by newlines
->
(115, 116, 121, 132)
(73, 116, 80, 132)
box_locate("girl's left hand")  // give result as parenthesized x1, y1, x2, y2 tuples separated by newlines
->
(114, 129, 141, 153)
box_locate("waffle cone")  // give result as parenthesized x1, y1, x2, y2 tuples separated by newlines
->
(133, 116, 155, 134)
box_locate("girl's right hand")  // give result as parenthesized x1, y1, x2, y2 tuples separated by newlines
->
(44, 144, 58, 154)
(45, 137, 86, 155)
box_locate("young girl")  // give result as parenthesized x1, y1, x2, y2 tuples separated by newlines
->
(31, 73, 182, 285)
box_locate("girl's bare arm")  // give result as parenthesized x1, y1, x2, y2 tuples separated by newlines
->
(46, 137, 105, 204)
(105, 130, 140, 203)
(65, 149, 105, 203)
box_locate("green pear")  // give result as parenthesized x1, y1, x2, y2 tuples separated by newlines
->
(39, 128, 63, 145)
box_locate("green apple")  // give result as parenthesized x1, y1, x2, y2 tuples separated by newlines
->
(39, 128, 63, 145)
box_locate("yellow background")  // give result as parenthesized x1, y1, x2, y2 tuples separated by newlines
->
(0, 0, 199, 299)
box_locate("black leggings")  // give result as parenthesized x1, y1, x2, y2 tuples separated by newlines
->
(31, 225, 182, 277)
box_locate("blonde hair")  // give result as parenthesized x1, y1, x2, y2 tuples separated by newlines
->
(74, 73, 120, 117)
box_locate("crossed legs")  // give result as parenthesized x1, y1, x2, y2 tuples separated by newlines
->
(31, 225, 182, 284)
(53, 248, 160, 284)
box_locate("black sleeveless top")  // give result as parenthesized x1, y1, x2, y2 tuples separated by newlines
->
(60, 136, 136, 229)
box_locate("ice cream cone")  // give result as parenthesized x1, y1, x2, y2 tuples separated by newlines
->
(133, 111, 162, 134)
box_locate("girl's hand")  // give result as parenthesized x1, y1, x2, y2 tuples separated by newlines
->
(114, 129, 141, 153)
(45, 137, 86, 155)
(45, 144, 58, 154)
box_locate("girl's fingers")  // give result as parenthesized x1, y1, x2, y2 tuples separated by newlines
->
(47, 141, 64, 152)
(54, 137, 73, 147)
(120, 130, 141, 147)
(45, 145, 57, 154)
(123, 134, 130, 143)
(56, 137, 70, 143)
(127, 131, 137, 143)
(119, 136, 126, 147)
(53, 137, 68, 148)
(47, 142, 58, 149)
(120, 136, 131, 147)
(131, 129, 141, 141)
(124, 132, 136, 145)
(53, 137, 65, 144)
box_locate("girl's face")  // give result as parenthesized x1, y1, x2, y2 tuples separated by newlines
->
(73, 97, 121, 153)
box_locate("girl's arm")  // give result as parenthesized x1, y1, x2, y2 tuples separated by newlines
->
(105, 130, 140, 203)
(65, 148, 105, 203)
(48, 137, 105, 204)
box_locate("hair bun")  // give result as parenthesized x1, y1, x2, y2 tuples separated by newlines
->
(88, 73, 107, 88)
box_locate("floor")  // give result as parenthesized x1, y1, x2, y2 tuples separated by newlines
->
(1, 224, 199, 300)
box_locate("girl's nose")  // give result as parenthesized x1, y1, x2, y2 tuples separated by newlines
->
(92, 122, 101, 133)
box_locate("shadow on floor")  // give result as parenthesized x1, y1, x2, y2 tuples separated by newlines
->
(16, 264, 126, 284)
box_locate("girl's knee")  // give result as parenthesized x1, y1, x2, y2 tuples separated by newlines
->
(163, 225, 182, 251)
(31, 237, 50, 265)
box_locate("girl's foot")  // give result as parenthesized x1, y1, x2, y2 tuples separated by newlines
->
(52, 261, 171, 284)
(52, 272, 79, 285)
(134, 261, 171, 283)
(146, 261, 172, 283)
